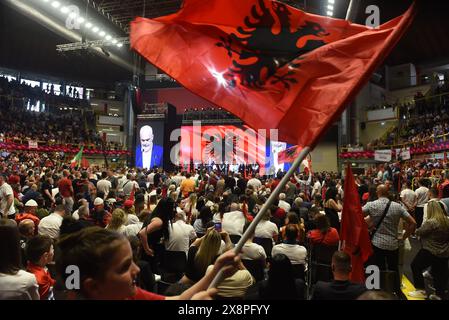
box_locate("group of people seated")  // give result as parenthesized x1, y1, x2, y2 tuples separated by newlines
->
(0, 88, 124, 151)
(0, 154, 447, 300)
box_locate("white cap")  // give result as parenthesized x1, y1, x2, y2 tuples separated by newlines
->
(94, 197, 104, 206)
(25, 199, 38, 207)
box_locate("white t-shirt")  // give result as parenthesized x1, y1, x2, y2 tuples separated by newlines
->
(0, 182, 15, 216)
(0, 270, 40, 300)
(241, 242, 267, 261)
(124, 222, 143, 238)
(147, 172, 155, 185)
(126, 214, 140, 226)
(213, 213, 222, 223)
(278, 200, 291, 213)
(38, 212, 63, 239)
(254, 220, 279, 239)
(166, 220, 197, 254)
(96, 179, 112, 196)
(222, 211, 246, 236)
(72, 210, 80, 220)
(272, 243, 307, 265)
(312, 181, 322, 197)
(123, 181, 139, 196)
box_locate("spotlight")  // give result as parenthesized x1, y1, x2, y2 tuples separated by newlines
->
(117, 43, 123, 47)
(85, 22, 92, 29)
(99, 31, 106, 37)
(77, 17, 85, 24)
(111, 39, 118, 44)
(51, 1, 60, 8)
(327, 4, 334, 10)
(92, 26, 99, 33)
(327, 10, 333, 16)
(60, 7, 69, 13)
(105, 35, 111, 40)
(68, 12, 77, 19)
(328, 0, 335, 3)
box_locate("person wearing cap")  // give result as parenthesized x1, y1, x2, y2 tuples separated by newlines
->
(91, 197, 111, 228)
(15, 200, 41, 230)
(123, 200, 139, 225)
(0, 173, 16, 219)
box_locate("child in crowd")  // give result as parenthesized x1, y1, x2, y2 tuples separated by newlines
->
(25, 235, 56, 300)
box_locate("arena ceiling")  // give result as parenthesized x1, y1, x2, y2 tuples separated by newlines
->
(0, 0, 449, 86)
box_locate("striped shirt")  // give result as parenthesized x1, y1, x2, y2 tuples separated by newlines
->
(362, 197, 411, 251)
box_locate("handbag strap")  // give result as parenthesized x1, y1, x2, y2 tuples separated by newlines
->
(370, 200, 391, 240)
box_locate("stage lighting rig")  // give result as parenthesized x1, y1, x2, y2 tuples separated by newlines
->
(56, 37, 129, 52)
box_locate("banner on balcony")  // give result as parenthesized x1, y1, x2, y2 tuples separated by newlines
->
(374, 149, 392, 162)
(397, 147, 411, 161)
(28, 140, 38, 149)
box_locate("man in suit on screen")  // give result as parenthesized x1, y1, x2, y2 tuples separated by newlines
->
(135, 125, 163, 169)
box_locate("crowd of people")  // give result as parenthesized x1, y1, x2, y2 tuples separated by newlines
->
(0, 78, 124, 151)
(0, 153, 447, 300)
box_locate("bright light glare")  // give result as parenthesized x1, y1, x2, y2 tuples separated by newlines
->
(105, 35, 112, 40)
(328, 0, 335, 4)
(51, 1, 60, 8)
(210, 69, 227, 87)
(68, 12, 77, 18)
(327, 10, 333, 16)
(77, 17, 85, 23)
(99, 31, 106, 37)
(85, 22, 92, 29)
(111, 39, 118, 44)
(117, 43, 123, 47)
(327, 4, 334, 10)
(60, 7, 69, 13)
(92, 26, 99, 33)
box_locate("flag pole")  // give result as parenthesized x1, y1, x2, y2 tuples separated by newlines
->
(345, 0, 359, 21)
(209, 146, 311, 288)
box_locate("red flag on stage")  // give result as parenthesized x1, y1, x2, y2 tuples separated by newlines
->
(131, 0, 415, 147)
(340, 164, 373, 283)
(278, 145, 303, 164)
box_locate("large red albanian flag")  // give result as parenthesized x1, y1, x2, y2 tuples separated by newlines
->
(131, 0, 415, 146)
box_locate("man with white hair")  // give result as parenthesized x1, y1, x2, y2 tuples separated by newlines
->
(135, 125, 163, 169)
(278, 193, 291, 212)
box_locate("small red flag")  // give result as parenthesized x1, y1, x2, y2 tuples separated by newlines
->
(278, 145, 303, 164)
(129, 184, 136, 202)
(131, 0, 415, 146)
(340, 164, 373, 283)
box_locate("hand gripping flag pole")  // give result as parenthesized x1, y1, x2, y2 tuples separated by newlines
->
(209, 146, 311, 288)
